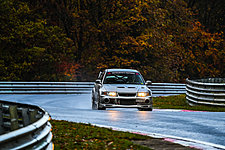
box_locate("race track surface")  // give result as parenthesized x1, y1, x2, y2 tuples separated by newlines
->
(1, 94, 225, 149)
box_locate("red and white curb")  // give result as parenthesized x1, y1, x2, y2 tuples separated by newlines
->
(93, 124, 225, 150)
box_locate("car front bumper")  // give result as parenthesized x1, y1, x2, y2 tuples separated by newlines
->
(101, 104, 152, 108)
(99, 95, 152, 108)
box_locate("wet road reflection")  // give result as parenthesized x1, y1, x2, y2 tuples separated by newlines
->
(137, 111, 151, 121)
(107, 110, 121, 121)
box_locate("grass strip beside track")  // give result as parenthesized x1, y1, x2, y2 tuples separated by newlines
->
(50, 120, 197, 150)
(50, 120, 151, 150)
(154, 94, 225, 112)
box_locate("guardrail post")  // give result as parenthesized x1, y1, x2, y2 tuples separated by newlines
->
(22, 108, 30, 126)
(30, 109, 38, 123)
(9, 105, 19, 131)
(0, 104, 4, 134)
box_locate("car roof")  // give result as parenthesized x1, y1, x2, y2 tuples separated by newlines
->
(105, 69, 139, 73)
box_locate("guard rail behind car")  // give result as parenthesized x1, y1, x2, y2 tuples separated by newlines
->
(0, 82, 94, 94)
(0, 81, 186, 96)
(148, 83, 186, 96)
(186, 78, 225, 106)
(0, 100, 53, 149)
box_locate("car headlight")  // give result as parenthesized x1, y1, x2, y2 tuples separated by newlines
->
(108, 92, 117, 97)
(137, 92, 149, 97)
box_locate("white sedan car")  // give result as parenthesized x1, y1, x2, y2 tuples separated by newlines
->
(92, 69, 153, 111)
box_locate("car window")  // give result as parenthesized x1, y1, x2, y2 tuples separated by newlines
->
(103, 72, 144, 84)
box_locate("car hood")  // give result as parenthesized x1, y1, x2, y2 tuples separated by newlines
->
(102, 84, 149, 93)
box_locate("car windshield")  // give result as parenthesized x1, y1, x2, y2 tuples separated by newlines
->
(103, 72, 144, 84)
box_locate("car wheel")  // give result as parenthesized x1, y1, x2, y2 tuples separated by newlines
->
(92, 96, 97, 110)
(96, 97, 106, 110)
(98, 107, 106, 110)
(138, 108, 152, 111)
(97, 102, 106, 110)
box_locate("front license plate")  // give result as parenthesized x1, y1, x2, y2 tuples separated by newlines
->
(136, 99, 145, 102)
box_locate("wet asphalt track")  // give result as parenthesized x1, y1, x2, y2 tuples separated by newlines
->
(1, 94, 225, 149)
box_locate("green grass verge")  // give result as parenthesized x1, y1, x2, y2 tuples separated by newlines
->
(50, 120, 151, 150)
(153, 94, 225, 112)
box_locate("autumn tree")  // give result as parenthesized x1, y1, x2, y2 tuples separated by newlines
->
(1, 0, 224, 82)
(185, 0, 225, 33)
(0, 0, 75, 81)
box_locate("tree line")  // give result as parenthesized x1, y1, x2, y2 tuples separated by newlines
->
(0, 0, 224, 82)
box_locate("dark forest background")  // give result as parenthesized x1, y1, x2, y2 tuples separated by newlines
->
(0, 0, 224, 82)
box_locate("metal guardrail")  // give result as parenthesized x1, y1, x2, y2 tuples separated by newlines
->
(0, 100, 53, 150)
(148, 83, 186, 96)
(186, 78, 225, 106)
(0, 82, 186, 96)
(0, 82, 93, 94)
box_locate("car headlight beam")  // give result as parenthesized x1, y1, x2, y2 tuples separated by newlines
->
(108, 92, 117, 97)
(137, 92, 149, 97)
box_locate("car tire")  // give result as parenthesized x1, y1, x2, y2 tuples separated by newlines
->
(97, 101, 106, 110)
(138, 108, 152, 111)
(92, 96, 97, 110)
(95, 96, 106, 110)
(98, 107, 106, 110)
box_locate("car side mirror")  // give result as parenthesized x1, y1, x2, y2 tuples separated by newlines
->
(95, 79, 101, 84)
(145, 80, 152, 85)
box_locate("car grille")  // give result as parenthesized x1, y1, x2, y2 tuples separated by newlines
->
(118, 93, 136, 97)
(118, 99, 136, 105)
